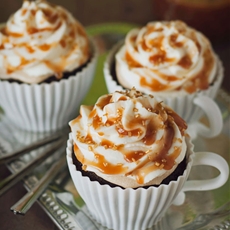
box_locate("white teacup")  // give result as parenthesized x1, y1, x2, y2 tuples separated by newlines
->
(175, 95, 223, 140)
(66, 134, 229, 230)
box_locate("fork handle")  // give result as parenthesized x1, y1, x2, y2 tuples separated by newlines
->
(11, 155, 66, 215)
(0, 138, 65, 197)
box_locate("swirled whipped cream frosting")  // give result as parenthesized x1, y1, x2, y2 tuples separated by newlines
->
(69, 88, 188, 188)
(116, 20, 217, 95)
(0, 0, 90, 83)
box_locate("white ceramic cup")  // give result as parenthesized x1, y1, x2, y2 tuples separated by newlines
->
(172, 150, 229, 206)
(183, 95, 223, 140)
(66, 134, 229, 230)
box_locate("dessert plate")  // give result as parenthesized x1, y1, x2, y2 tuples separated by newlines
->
(0, 23, 229, 230)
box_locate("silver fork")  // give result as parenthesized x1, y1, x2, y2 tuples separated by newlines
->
(48, 172, 100, 230)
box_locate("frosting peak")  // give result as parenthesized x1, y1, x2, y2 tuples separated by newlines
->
(116, 20, 217, 94)
(0, 0, 90, 83)
(70, 88, 188, 188)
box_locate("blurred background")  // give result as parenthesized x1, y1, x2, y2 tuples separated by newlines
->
(0, 0, 229, 91)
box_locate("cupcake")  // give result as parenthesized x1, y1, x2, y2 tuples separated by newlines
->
(0, 0, 97, 132)
(67, 88, 190, 229)
(104, 20, 223, 123)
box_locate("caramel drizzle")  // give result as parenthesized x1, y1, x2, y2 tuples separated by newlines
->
(125, 24, 214, 93)
(0, 6, 89, 77)
(74, 95, 187, 183)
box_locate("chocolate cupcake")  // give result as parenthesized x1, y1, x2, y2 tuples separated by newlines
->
(0, 0, 97, 132)
(67, 88, 229, 229)
(66, 88, 194, 229)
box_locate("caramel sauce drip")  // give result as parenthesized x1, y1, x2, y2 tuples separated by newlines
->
(21, 8, 27, 16)
(145, 25, 163, 35)
(27, 21, 62, 34)
(162, 75, 180, 82)
(92, 153, 127, 174)
(105, 107, 123, 126)
(129, 35, 137, 51)
(184, 48, 215, 93)
(149, 50, 175, 66)
(74, 144, 126, 175)
(130, 35, 137, 43)
(135, 122, 180, 184)
(1, 27, 23, 37)
(77, 24, 87, 37)
(60, 39, 66, 48)
(124, 150, 146, 163)
(118, 95, 128, 101)
(142, 121, 158, 145)
(116, 125, 142, 137)
(70, 115, 82, 126)
(178, 54, 193, 69)
(140, 35, 163, 53)
(170, 34, 183, 48)
(166, 108, 187, 136)
(96, 95, 112, 110)
(43, 60, 65, 78)
(92, 114, 102, 130)
(75, 146, 126, 174)
(89, 108, 96, 119)
(27, 27, 40, 34)
(139, 33, 175, 65)
(31, 9, 36, 16)
(69, 29, 75, 38)
(74, 144, 84, 164)
(136, 145, 181, 184)
(39, 44, 51, 51)
(140, 76, 169, 91)
(115, 110, 145, 137)
(25, 45, 35, 53)
(43, 9, 58, 24)
(100, 139, 115, 148)
(125, 52, 142, 68)
(84, 133, 94, 144)
(6, 56, 32, 74)
(190, 31, 201, 52)
(6, 31, 23, 37)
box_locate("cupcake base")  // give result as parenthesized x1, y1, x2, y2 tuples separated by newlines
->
(1, 60, 90, 84)
(72, 150, 187, 189)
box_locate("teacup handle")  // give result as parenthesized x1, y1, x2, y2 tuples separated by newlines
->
(173, 151, 229, 206)
(188, 95, 223, 139)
